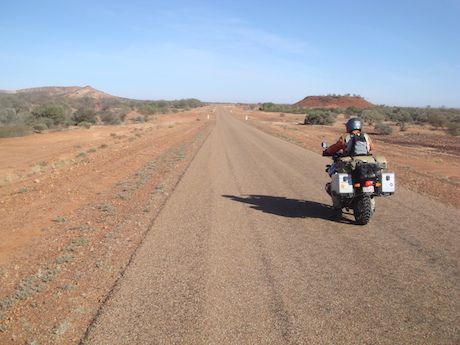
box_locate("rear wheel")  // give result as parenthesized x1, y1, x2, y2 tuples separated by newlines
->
(354, 195, 372, 225)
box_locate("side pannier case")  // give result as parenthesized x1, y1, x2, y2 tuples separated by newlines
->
(380, 172, 396, 195)
(331, 173, 353, 194)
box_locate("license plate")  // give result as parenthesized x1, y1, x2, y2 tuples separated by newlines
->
(363, 186, 374, 193)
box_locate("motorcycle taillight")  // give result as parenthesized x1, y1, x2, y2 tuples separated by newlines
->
(364, 180, 374, 187)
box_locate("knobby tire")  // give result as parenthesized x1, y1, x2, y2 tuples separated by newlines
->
(354, 195, 372, 225)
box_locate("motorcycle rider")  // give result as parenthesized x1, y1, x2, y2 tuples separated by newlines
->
(323, 117, 375, 218)
(324, 117, 374, 156)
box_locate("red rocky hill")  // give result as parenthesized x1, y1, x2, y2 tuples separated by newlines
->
(294, 95, 376, 108)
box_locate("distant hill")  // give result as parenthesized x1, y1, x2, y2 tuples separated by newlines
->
(0, 86, 118, 100)
(294, 95, 376, 108)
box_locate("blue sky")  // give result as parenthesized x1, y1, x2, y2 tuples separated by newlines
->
(1, 0, 459, 107)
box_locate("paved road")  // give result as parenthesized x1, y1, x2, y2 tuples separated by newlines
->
(82, 107, 459, 344)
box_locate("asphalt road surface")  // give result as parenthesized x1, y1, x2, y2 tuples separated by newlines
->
(82, 107, 459, 345)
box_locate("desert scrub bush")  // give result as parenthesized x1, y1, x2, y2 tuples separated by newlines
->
(78, 121, 92, 129)
(29, 101, 71, 127)
(36, 268, 58, 282)
(374, 123, 394, 135)
(0, 123, 30, 138)
(99, 110, 122, 125)
(14, 277, 46, 300)
(398, 122, 408, 132)
(361, 109, 385, 125)
(30, 161, 47, 173)
(66, 237, 88, 251)
(72, 107, 97, 124)
(0, 297, 16, 311)
(33, 123, 48, 133)
(76, 152, 87, 158)
(445, 122, 459, 136)
(132, 115, 145, 123)
(303, 110, 337, 125)
(55, 254, 74, 264)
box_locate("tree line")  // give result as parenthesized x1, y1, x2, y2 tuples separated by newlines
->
(259, 103, 460, 136)
(0, 94, 205, 138)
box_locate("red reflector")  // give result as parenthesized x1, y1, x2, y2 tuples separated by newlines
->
(364, 180, 374, 187)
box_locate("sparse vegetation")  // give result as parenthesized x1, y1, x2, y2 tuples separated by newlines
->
(374, 123, 394, 135)
(78, 121, 92, 129)
(259, 100, 460, 132)
(360, 109, 385, 125)
(0, 89, 205, 137)
(0, 123, 30, 137)
(303, 110, 337, 125)
(445, 122, 460, 136)
(72, 107, 97, 125)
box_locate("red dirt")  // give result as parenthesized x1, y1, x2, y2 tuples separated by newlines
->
(294, 95, 376, 108)
(0, 108, 215, 344)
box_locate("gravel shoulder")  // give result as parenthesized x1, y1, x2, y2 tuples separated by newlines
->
(0, 108, 214, 343)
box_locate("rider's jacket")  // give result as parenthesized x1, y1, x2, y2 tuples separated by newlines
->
(326, 130, 374, 156)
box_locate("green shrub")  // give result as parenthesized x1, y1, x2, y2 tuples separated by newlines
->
(78, 121, 92, 129)
(0, 124, 30, 138)
(374, 123, 394, 135)
(99, 110, 122, 125)
(132, 116, 145, 123)
(398, 122, 408, 132)
(304, 111, 337, 125)
(72, 107, 97, 124)
(30, 101, 70, 127)
(33, 123, 48, 133)
(445, 122, 459, 136)
(427, 113, 447, 129)
(361, 109, 385, 125)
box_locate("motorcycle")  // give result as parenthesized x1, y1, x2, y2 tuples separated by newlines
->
(321, 142, 395, 225)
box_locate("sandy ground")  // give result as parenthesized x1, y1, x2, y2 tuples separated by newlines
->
(0, 105, 458, 344)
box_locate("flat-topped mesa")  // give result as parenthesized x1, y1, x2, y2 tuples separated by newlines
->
(294, 95, 376, 108)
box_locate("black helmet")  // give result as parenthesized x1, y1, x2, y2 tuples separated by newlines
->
(346, 118, 362, 133)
